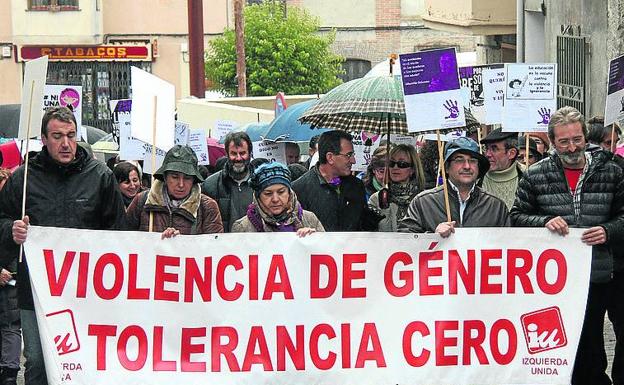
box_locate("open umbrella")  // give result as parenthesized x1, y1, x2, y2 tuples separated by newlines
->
(299, 75, 407, 135)
(265, 99, 330, 142)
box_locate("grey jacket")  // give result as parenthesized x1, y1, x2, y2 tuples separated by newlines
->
(231, 210, 325, 233)
(201, 166, 253, 232)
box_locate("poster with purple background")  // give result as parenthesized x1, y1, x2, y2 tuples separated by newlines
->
(604, 54, 624, 126)
(400, 48, 466, 132)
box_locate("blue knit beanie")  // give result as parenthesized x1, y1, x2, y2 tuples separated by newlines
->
(251, 162, 291, 195)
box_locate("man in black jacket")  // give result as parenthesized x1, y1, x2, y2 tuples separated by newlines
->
(399, 137, 509, 235)
(0, 107, 126, 385)
(510, 106, 624, 385)
(201, 131, 254, 232)
(293, 130, 373, 231)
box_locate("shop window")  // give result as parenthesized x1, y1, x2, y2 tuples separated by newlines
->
(28, 0, 79, 11)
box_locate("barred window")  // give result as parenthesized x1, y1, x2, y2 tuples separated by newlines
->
(28, 0, 79, 11)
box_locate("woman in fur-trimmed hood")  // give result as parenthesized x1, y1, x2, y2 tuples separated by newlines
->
(126, 145, 223, 237)
(231, 162, 324, 236)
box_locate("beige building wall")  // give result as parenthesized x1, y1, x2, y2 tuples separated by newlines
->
(302, 0, 375, 27)
(0, 1, 19, 104)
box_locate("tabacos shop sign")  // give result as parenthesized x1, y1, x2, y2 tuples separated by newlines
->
(18, 44, 152, 61)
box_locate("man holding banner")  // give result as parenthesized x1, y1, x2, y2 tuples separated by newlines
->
(0, 107, 126, 385)
(399, 137, 509, 235)
(511, 106, 624, 385)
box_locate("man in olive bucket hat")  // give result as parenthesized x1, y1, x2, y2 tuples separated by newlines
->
(126, 145, 224, 237)
(399, 137, 510, 236)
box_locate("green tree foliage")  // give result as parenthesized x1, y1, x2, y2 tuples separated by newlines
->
(205, 2, 344, 96)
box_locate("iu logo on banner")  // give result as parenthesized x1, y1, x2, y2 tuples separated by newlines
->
(46, 309, 81, 356)
(521, 306, 568, 354)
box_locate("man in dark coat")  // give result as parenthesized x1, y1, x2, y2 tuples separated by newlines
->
(201, 131, 254, 232)
(510, 106, 624, 385)
(293, 130, 376, 231)
(399, 137, 509, 235)
(0, 107, 126, 385)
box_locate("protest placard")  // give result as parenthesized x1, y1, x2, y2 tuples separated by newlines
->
(18, 55, 48, 140)
(140, 143, 166, 174)
(174, 121, 190, 146)
(604, 54, 624, 126)
(352, 131, 382, 172)
(188, 128, 210, 165)
(482, 67, 506, 124)
(400, 48, 466, 132)
(43, 85, 84, 141)
(110, 100, 146, 161)
(460, 64, 504, 123)
(25, 227, 590, 385)
(130, 67, 175, 151)
(213, 120, 239, 142)
(502, 63, 557, 132)
(254, 140, 287, 165)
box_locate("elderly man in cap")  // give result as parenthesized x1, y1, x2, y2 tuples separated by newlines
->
(518, 136, 542, 167)
(399, 137, 509, 236)
(480, 128, 524, 209)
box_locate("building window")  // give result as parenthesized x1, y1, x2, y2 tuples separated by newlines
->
(28, 0, 79, 11)
(339, 59, 372, 82)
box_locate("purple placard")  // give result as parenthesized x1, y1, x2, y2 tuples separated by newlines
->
(607, 55, 624, 95)
(400, 48, 460, 95)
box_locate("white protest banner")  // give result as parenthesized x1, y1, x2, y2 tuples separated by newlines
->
(188, 128, 210, 165)
(400, 48, 466, 132)
(604, 54, 624, 126)
(25, 227, 590, 385)
(174, 121, 190, 146)
(254, 140, 287, 164)
(110, 99, 146, 161)
(502, 63, 557, 132)
(482, 67, 506, 124)
(130, 67, 175, 151)
(352, 131, 382, 172)
(460, 64, 504, 124)
(141, 143, 166, 174)
(213, 120, 239, 141)
(19, 55, 48, 140)
(422, 130, 465, 142)
(43, 85, 84, 141)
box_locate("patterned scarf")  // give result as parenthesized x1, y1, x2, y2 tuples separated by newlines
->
(389, 180, 420, 220)
(246, 190, 304, 232)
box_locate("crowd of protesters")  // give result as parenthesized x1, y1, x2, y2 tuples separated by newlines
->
(0, 104, 623, 385)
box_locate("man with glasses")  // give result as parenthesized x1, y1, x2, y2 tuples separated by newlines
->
(480, 128, 524, 210)
(399, 137, 509, 236)
(510, 106, 624, 385)
(293, 130, 378, 231)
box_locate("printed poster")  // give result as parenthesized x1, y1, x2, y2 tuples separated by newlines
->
(400, 48, 466, 132)
(110, 99, 145, 161)
(43, 85, 84, 141)
(502, 63, 557, 132)
(459, 64, 504, 124)
(604, 54, 624, 126)
(254, 140, 287, 165)
(188, 129, 210, 166)
(19, 55, 48, 140)
(213, 120, 239, 142)
(482, 67, 506, 125)
(352, 131, 382, 173)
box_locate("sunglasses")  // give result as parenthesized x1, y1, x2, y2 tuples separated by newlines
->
(388, 161, 411, 169)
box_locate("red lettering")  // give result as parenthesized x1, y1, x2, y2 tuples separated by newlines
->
(341, 323, 351, 368)
(117, 325, 148, 371)
(309, 323, 336, 370)
(249, 255, 258, 300)
(507, 249, 534, 294)
(462, 320, 488, 365)
(490, 319, 516, 364)
(154, 255, 180, 301)
(355, 323, 386, 368)
(419, 251, 443, 295)
(153, 326, 176, 371)
(402, 321, 430, 367)
(76, 252, 89, 298)
(276, 325, 305, 371)
(263, 255, 294, 300)
(44, 249, 76, 296)
(310, 255, 337, 299)
(181, 327, 206, 372)
(537, 249, 566, 295)
(384, 252, 413, 297)
(242, 326, 273, 371)
(343, 253, 367, 298)
(211, 326, 240, 372)
(184, 257, 211, 302)
(128, 253, 150, 300)
(93, 253, 124, 300)
(217, 255, 244, 301)
(88, 324, 117, 370)
(448, 249, 475, 294)
(480, 249, 502, 294)
(435, 321, 458, 366)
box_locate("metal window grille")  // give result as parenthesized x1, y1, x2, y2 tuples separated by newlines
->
(556, 35, 587, 115)
(28, 0, 79, 11)
(339, 59, 372, 82)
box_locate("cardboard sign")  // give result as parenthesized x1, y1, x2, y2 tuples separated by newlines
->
(174, 121, 190, 146)
(109, 99, 131, 146)
(254, 140, 286, 165)
(213, 120, 239, 142)
(482, 67, 506, 125)
(25, 227, 591, 385)
(18, 55, 48, 140)
(110, 99, 145, 161)
(459, 64, 504, 123)
(502, 64, 557, 132)
(604, 54, 624, 126)
(188, 129, 209, 166)
(43, 85, 84, 141)
(351, 131, 382, 172)
(400, 48, 466, 132)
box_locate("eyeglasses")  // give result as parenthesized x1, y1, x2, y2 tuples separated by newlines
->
(556, 137, 584, 147)
(335, 151, 356, 159)
(388, 161, 411, 169)
(450, 157, 479, 166)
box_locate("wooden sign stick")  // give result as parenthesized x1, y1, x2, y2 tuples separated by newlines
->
(149, 95, 157, 232)
(436, 130, 452, 222)
(19, 81, 35, 263)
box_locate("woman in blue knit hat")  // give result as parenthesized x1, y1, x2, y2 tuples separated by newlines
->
(231, 162, 324, 236)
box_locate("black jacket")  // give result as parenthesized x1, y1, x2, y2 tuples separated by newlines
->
(398, 184, 510, 232)
(0, 146, 126, 309)
(292, 166, 377, 231)
(510, 151, 624, 282)
(201, 165, 253, 232)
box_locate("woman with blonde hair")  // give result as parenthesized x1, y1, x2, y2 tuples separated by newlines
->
(368, 144, 425, 231)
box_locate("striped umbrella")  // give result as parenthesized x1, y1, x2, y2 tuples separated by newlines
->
(298, 75, 409, 134)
